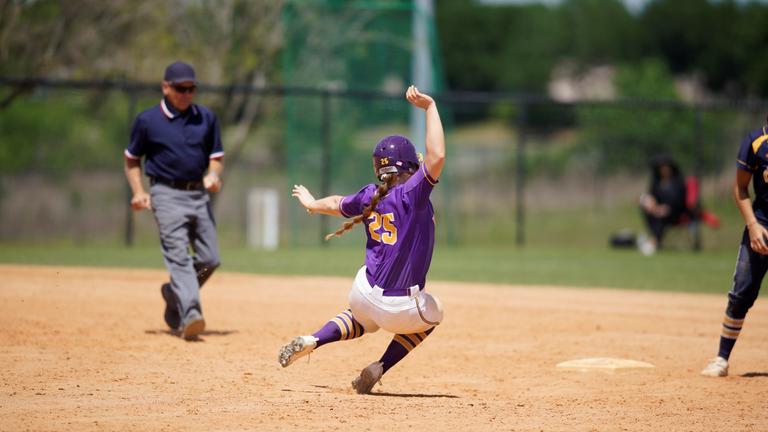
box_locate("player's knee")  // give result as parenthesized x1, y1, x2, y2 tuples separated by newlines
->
(166, 251, 193, 267)
(727, 294, 754, 319)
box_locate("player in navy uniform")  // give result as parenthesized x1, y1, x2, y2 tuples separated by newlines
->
(124, 61, 224, 340)
(701, 124, 768, 376)
(278, 86, 445, 394)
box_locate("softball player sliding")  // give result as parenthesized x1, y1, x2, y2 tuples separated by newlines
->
(278, 86, 445, 394)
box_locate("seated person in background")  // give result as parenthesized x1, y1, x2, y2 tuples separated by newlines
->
(638, 155, 688, 255)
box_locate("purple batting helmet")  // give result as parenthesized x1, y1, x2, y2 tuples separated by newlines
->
(372, 135, 419, 181)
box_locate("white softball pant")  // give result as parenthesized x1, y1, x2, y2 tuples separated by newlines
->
(348, 266, 444, 335)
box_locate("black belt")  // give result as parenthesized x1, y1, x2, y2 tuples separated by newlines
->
(150, 177, 203, 191)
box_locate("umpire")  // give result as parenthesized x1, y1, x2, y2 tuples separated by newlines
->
(123, 61, 224, 340)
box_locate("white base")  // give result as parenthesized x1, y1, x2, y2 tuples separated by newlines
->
(556, 357, 655, 373)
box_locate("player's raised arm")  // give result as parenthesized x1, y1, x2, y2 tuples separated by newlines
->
(406, 85, 445, 179)
(292, 184, 343, 216)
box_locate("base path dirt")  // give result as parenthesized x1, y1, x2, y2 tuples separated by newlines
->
(1, 264, 766, 431)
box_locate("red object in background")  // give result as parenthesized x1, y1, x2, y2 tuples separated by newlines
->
(682, 176, 721, 229)
(685, 176, 699, 210)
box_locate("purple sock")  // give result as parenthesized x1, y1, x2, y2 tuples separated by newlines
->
(379, 327, 435, 373)
(312, 309, 365, 348)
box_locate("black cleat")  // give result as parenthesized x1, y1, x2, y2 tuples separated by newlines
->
(161, 283, 181, 330)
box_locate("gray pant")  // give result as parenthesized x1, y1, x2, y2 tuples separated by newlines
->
(150, 183, 220, 321)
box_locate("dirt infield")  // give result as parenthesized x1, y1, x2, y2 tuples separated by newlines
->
(1, 264, 766, 431)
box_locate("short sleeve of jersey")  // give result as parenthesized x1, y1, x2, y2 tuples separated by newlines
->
(339, 184, 376, 218)
(125, 116, 147, 159)
(737, 131, 762, 173)
(402, 164, 438, 210)
(208, 113, 224, 159)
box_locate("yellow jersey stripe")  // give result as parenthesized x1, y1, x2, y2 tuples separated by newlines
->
(751, 134, 768, 154)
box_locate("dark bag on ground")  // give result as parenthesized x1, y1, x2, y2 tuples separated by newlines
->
(610, 229, 637, 248)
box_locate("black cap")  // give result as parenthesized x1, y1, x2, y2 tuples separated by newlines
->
(164, 61, 196, 84)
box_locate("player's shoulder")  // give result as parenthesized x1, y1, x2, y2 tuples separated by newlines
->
(361, 183, 378, 195)
(739, 126, 768, 154)
(131, 105, 162, 131)
(344, 183, 377, 201)
(192, 104, 217, 119)
(745, 126, 768, 142)
(136, 104, 161, 121)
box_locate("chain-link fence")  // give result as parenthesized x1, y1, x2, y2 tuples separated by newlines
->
(0, 78, 763, 251)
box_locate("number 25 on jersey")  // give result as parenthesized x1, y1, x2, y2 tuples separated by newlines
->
(368, 212, 397, 245)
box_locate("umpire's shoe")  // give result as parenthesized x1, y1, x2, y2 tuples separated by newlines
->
(180, 309, 206, 340)
(351, 361, 384, 394)
(161, 283, 181, 330)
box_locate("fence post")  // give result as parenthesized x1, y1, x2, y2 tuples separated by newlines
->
(516, 97, 528, 247)
(124, 88, 138, 247)
(319, 91, 332, 246)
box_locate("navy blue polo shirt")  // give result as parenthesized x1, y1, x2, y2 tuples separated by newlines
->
(124, 99, 224, 181)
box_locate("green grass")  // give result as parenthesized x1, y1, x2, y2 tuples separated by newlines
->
(451, 197, 743, 253)
(0, 243, 736, 294)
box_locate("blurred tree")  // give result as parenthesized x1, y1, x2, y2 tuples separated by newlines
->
(641, 0, 768, 97)
(436, 0, 768, 98)
(576, 59, 697, 173)
(437, 0, 564, 93)
(641, 0, 718, 83)
(164, 0, 285, 169)
(558, 0, 645, 65)
(0, 1, 161, 78)
(737, 2, 768, 96)
(0, 0, 284, 177)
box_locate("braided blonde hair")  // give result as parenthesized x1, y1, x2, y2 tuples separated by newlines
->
(325, 173, 399, 241)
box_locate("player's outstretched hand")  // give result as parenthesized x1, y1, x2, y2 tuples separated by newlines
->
(406, 85, 434, 111)
(292, 184, 316, 213)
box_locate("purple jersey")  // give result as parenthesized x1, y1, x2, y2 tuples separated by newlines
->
(340, 164, 438, 296)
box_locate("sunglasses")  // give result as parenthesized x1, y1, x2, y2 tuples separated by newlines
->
(172, 84, 197, 94)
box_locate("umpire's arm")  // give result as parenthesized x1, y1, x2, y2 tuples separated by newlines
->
(204, 158, 224, 193)
(124, 157, 151, 211)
